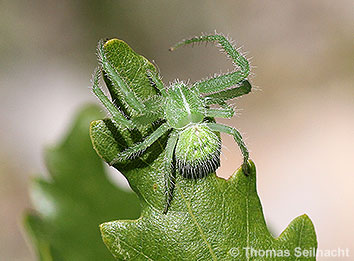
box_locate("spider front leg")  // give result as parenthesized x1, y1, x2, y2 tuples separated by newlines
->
(97, 40, 145, 113)
(92, 68, 135, 129)
(206, 122, 250, 175)
(204, 81, 252, 119)
(163, 131, 178, 214)
(146, 70, 167, 98)
(203, 80, 251, 118)
(204, 80, 252, 104)
(110, 123, 171, 165)
(170, 34, 250, 94)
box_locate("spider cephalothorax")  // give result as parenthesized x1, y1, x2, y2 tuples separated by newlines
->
(92, 34, 252, 213)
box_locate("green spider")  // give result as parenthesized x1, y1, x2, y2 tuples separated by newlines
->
(92, 34, 252, 214)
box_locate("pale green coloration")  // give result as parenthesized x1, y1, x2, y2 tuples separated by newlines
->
(89, 121, 318, 260)
(92, 34, 252, 213)
(88, 35, 317, 260)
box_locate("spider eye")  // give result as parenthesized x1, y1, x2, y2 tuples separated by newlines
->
(175, 125, 221, 179)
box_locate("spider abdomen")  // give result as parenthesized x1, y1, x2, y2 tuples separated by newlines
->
(175, 124, 221, 179)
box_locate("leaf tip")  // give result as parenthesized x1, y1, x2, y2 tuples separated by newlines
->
(104, 38, 124, 47)
(100, 221, 122, 258)
(277, 213, 317, 249)
(228, 159, 256, 181)
(99, 221, 116, 245)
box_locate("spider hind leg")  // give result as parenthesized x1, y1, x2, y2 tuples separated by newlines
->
(206, 122, 250, 176)
(163, 131, 179, 214)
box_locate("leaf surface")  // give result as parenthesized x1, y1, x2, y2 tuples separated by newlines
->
(92, 125, 317, 260)
(89, 39, 318, 260)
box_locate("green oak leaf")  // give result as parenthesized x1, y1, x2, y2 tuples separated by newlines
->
(89, 39, 318, 260)
(91, 123, 317, 260)
(24, 105, 141, 261)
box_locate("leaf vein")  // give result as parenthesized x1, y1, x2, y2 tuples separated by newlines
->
(176, 184, 218, 261)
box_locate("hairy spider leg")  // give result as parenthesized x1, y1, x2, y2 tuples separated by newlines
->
(205, 100, 235, 119)
(130, 95, 165, 127)
(163, 131, 179, 214)
(206, 122, 249, 175)
(146, 70, 168, 97)
(110, 123, 171, 165)
(97, 40, 145, 113)
(204, 80, 252, 104)
(170, 34, 249, 94)
(127, 70, 167, 126)
(92, 68, 135, 129)
(203, 80, 252, 119)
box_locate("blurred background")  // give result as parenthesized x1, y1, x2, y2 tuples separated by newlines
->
(0, 0, 353, 260)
